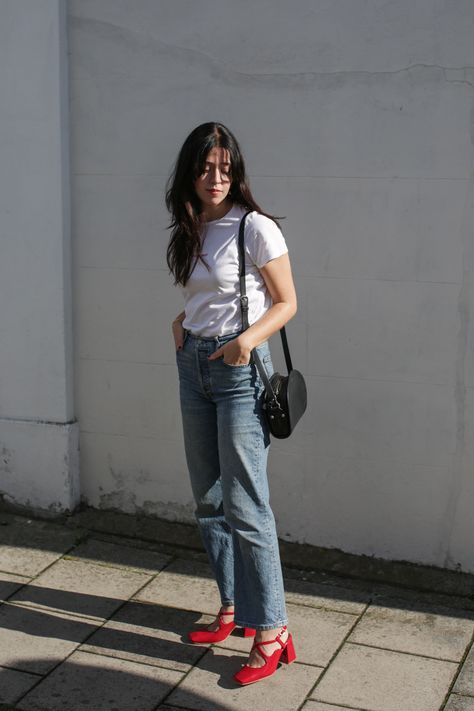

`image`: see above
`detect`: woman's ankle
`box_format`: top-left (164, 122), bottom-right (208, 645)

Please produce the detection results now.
top-left (255, 626), bottom-right (287, 642)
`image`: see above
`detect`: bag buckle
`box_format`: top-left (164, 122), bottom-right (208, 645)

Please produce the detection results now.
top-left (264, 398), bottom-right (285, 418)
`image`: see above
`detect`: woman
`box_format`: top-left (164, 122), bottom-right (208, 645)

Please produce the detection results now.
top-left (166, 122), bottom-right (297, 685)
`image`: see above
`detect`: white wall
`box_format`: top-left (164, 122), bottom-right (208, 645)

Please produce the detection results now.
top-left (69, 2), bottom-right (474, 570)
top-left (0, 0), bottom-right (79, 512)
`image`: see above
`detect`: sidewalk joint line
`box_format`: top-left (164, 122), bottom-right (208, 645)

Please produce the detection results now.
top-left (0, 570), bottom-right (31, 580)
top-left (0, 662), bottom-right (43, 677)
top-left (439, 626), bottom-right (474, 710)
top-left (297, 600), bottom-right (369, 707)
top-left (450, 690), bottom-right (474, 698)
top-left (286, 599), bottom-right (362, 616)
top-left (10, 555), bottom-right (175, 708)
top-left (154, 646), bottom-right (213, 710)
top-left (74, 645), bottom-right (202, 675)
top-left (297, 701), bottom-right (374, 711)
top-left (62, 552), bottom-right (167, 577)
top-left (346, 639), bottom-right (462, 664)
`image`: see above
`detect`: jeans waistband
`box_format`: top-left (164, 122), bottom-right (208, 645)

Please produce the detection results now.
top-left (185, 329), bottom-right (242, 345)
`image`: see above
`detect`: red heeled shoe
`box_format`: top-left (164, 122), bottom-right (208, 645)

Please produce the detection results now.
top-left (188, 608), bottom-right (255, 644)
top-left (234, 626), bottom-right (296, 685)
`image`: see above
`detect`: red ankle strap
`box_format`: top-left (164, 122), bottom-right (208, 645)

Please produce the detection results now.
top-left (218, 609), bottom-right (234, 620)
top-left (252, 627), bottom-right (288, 657)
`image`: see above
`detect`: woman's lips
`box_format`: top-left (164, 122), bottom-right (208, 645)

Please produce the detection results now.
top-left (207, 189), bottom-right (221, 195)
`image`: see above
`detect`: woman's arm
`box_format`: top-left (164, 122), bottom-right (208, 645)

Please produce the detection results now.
top-left (208, 253), bottom-right (297, 365)
top-left (172, 310), bottom-right (186, 350)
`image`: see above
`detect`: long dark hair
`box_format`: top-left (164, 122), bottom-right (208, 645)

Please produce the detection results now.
top-left (166, 122), bottom-right (279, 286)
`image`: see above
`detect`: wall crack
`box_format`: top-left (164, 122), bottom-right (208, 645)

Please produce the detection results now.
top-left (71, 16), bottom-right (474, 89)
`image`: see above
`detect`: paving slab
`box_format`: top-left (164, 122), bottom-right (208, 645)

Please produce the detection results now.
top-left (67, 537), bottom-right (172, 574)
top-left (279, 532), bottom-right (474, 601)
top-left (219, 602), bottom-right (357, 667)
top-left (0, 544), bottom-right (76, 578)
top-left (0, 516), bottom-right (83, 577)
top-left (0, 573), bottom-right (30, 602)
top-left (10, 557), bottom-right (152, 620)
top-left (2, 512), bottom-right (474, 711)
top-left (168, 647), bottom-right (321, 711)
top-left (348, 597), bottom-right (474, 661)
top-left (67, 508), bottom-right (474, 601)
top-left (283, 564), bottom-right (474, 616)
top-left (311, 642), bottom-right (458, 711)
top-left (0, 601), bottom-right (99, 674)
top-left (0, 667), bottom-right (40, 705)
top-left (81, 600), bottom-right (208, 672)
top-left (284, 577), bottom-right (369, 615)
top-left (445, 695), bottom-right (474, 711)
top-left (67, 508), bottom-right (201, 551)
top-left (16, 649), bottom-right (184, 711)
top-left (454, 645), bottom-right (474, 695)
top-left (301, 702), bottom-right (366, 711)
top-left (135, 558), bottom-right (221, 614)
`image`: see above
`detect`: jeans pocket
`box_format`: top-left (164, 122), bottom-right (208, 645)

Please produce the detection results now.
top-left (221, 358), bottom-right (251, 369)
top-left (255, 344), bottom-right (273, 378)
top-left (254, 342), bottom-right (272, 363)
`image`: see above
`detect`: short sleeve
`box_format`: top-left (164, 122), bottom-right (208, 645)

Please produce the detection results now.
top-left (245, 213), bottom-right (288, 268)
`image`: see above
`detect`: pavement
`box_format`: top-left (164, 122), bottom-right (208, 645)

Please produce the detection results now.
top-left (0, 511), bottom-right (474, 711)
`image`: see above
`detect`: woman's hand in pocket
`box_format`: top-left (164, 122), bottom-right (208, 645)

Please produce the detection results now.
top-left (172, 316), bottom-right (185, 351)
top-left (208, 335), bottom-right (252, 366)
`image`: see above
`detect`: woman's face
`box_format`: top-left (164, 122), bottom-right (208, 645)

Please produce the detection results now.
top-left (194, 147), bottom-right (232, 218)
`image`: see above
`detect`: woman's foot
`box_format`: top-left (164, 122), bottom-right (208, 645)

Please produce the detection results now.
top-left (205, 606), bottom-right (234, 632)
top-left (188, 606), bottom-right (255, 644)
top-left (234, 626), bottom-right (296, 685)
top-left (247, 626), bottom-right (289, 667)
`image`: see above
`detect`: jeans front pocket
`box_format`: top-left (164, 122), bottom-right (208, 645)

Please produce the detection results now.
top-left (221, 358), bottom-right (251, 369)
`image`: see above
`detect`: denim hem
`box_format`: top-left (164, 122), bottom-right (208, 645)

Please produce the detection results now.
top-left (234, 618), bottom-right (288, 631)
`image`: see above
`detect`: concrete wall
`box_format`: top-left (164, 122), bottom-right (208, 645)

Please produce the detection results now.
top-left (0, 0), bottom-right (79, 512)
top-left (69, 1), bottom-right (474, 571)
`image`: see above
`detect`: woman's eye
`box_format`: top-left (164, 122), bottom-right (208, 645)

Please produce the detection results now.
top-left (198, 165), bottom-right (230, 178)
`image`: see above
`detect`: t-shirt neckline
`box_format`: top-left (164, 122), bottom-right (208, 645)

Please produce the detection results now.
top-left (203, 204), bottom-right (242, 225)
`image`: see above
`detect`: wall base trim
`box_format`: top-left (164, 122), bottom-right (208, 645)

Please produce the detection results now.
top-left (0, 418), bottom-right (80, 514)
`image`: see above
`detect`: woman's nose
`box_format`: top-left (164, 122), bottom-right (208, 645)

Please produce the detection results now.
top-left (209, 167), bottom-right (222, 183)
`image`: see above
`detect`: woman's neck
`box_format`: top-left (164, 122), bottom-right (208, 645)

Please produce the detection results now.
top-left (200, 199), bottom-right (233, 223)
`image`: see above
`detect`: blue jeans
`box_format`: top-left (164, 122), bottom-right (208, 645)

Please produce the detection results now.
top-left (176, 330), bottom-right (287, 630)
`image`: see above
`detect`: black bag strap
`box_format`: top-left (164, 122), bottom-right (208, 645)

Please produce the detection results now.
top-left (237, 211), bottom-right (292, 407)
top-left (237, 212), bottom-right (252, 332)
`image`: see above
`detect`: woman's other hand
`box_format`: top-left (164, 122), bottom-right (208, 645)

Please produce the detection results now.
top-left (172, 312), bottom-right (186, 350)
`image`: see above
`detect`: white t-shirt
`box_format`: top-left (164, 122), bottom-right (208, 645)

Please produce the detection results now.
top-left (181, 205), bottom-right (288, 337)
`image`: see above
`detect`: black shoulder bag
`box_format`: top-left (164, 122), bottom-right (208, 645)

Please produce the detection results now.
top-left (238, 212), bottom-right (307, 439)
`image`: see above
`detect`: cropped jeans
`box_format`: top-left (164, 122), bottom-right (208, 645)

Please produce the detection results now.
top-left (176, 330), bottom-right (287, 630)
